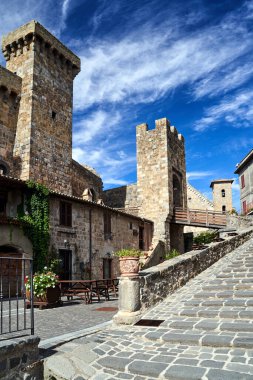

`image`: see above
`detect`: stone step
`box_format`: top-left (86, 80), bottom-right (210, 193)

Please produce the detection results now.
top-left (202, 284), bottom-right (253, 291)
top-left (193, 290), bottom-right (253, 298)
top-left (143, 329), bottom-right (253, 349)
top-left (186, 298), bottom-right (253, 307)
top-left (177, 308), bottom-right (253, 319)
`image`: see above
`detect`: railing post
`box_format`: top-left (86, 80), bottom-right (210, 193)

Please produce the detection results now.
top-left (113, 275), bottom-right (141, 325)
top-left (206, 209), bottom-right (209, 226)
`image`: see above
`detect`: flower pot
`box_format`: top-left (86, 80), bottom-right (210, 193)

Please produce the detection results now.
top-left (119, 257), bottom-right (139, 277)
top-left (26, 285), bottom-right (61, 309)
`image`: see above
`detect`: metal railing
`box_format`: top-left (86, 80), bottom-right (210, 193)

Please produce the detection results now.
top-left (0, 256), bottom-right (34, 336)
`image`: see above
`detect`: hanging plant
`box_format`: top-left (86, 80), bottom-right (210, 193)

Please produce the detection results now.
top-left (18, 180), bottom-right (50, 272)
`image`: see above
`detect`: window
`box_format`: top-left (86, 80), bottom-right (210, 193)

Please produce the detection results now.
top-left (222, 205), bottom-right (226, 213)
top-left (241, 175), bottom-right (245, 189)
top-left (0, 162), bottom-right (8, 175)
top-left (221, 189), bottom-right (225, 198)
top-left (104, 212), bottom-right (112, 239)
top-left (52, 111), bottom-right (57, 120)
top-left (129, 222), bottom-right (133, 230)
top-left (60, 201), bottom-right (72, 226)
top-left (0, 193), bottom-right (7, 215)
top-left (243, 201), bottom-right (247, 214)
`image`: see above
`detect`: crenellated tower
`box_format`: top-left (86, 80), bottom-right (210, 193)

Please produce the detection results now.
top-left (136, 117), bottom-right (187, 251)
top-left (2, 20), bottom-right (80, 194)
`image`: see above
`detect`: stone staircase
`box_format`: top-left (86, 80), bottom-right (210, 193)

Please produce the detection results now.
top-left (44, 239), bottom-right (253, 379)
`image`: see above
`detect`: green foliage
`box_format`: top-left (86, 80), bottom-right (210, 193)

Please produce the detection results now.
top-left (193, 231), bottom-right (217, 245)
top-left (114, 248), bottom-right (141, 258)
top-left (18, 180), bottom-right (50, 272)
top-left (229, 208), bottom-right (238, 215)
top-left (164, 249), bottom-right (180, 260)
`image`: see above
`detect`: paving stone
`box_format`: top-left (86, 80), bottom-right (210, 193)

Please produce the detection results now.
top-left (164, 364), bottom-right (206, 379)
top-left (200, 360), bottom-right (224, 368)
top-left (97, 357), bottom-right (132, 372)
top-left (128, 361), bottom-right (167, 377)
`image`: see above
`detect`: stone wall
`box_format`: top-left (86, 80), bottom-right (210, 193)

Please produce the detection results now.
top-left (136, 118), bottom-right (187, 248)
top-left (49, 195), bottom-right (153, 280)
top-left (211, 180), bottom-right (233, 213)
top-left (103, 184), bottom-right (139, 214)
top-left (139, 228), bottom-right (253, 310)
top-left (0, 66), bottom-right (21, 175)
top-left (0, 336), bottom-right (42, 379)
top-left (71, 160), bottom-right (103, 199)
top-left (2, 20), bottom-right (80, 194)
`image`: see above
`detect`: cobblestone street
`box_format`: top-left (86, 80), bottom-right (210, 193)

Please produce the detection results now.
top-left (45, 238), bottom-right (253, 379)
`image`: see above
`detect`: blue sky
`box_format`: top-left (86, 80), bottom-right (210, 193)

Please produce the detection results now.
top-left (1, 0), bottom-right (252, 211)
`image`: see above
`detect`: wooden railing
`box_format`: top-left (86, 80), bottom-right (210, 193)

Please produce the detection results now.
top-left (172, 207), bottom-right (227, 228)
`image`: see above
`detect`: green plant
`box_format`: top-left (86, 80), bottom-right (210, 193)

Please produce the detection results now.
top-left (193, 231), bottom-right (217, 245)
top-left (18, 180), bottom-right (50, 272)
top-left (25, 267), bottom-right (59, 298)
top-left (229, 208), bottom-right (238, 215)
top-left (114, 248), bottom-right (141, 258)
top-left (164, 249), bottom-right (180, 260)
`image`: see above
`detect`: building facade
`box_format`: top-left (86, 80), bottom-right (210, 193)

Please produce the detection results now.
top-left (235, 150), bottom-right (253, 214)
top-left (0, 21), bottom-right (153, 280)
top-left (210, 179), bottom-right (234, 213)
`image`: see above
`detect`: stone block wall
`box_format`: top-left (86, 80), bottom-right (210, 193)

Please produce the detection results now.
top-left (103, 184), bottom-right (139, 214)
top-left (0, 66), bottom-right (21, 175)
top-left (0, 336), bottom-right (42, 380)
top-left (71, 160), bottom-right (103, 199)
top-left (139, 228), bottom-right (253, 310)
top-left (211, 180), bottom-right (233, 213)
top-left (2, 20), bottom-right (80, 194)
top-left (49, 195), bottom-right (153, 280)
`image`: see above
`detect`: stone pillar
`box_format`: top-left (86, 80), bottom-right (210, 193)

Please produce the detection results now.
top-left (113, 276), bottom-right (142, 325)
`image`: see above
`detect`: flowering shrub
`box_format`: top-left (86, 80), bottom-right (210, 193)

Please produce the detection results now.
top-left (25, 267), bottom-right (59, 298)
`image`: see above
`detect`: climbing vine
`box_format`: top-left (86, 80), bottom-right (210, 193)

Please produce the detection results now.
top-left (18, 180), bottom-right (50, 272)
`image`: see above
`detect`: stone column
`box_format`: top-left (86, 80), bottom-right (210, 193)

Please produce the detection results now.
top-left (113, 276), bottom-right (142, 325)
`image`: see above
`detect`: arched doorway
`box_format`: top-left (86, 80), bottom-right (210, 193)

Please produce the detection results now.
top-left (0, 245), bottom-right (23, 297)
top-left (173, 174), bottom-right (182, 207)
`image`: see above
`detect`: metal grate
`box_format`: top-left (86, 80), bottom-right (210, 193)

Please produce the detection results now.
top-left (135, 319), bottom-right (165, 327)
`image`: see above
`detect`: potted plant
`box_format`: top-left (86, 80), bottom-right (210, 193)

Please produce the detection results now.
top-left (25, 267), bottom-right (61, 308)
top-left (114, 248), bottom-right (141, 277)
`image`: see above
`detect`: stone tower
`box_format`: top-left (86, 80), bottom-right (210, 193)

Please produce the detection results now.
top-left (210, 179), bottom-right (234, 213)
top-left (2, 21), bottom-right (80, 194)
top-left (136, 118), bottom-right (187, 252)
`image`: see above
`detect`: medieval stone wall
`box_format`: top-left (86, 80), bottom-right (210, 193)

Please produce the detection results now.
top-left (103, 184), bottom-right (139, 214)
top-left (2, 21), bottom-right (80, 194)
top-left (0, 66), bottom-right (21, 175)
top-left (136, 118), bottom-right (187, 248)
top-left (71, 160), bottom-right (103, 199)
top-left (49, 196), bottom-right (153, 280)
top-left (211, 180), bottom-right (233, 212)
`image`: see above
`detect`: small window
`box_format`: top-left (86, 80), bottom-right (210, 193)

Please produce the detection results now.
top-left (221, 189), bottom-right (225, 198)
top-left (222, 205), bottom-right (226, 213)
top-left (60, 201), bottom-right (72, 226)
top-left (0, 193), bottom-right (7, 215)
top-left (52, 111), bottom-right (57, 120)
top-left (104, 212), bottom-right (112, 239)
top-left (129, 222), bottom-right (133, 230)
top-left (241, 175), bottom-right (245, 189)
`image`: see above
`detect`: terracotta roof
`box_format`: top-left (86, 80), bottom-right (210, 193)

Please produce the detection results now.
top-left (234, 149), bottom-right (253, 174)
top-left (0, 174), bottom-right (153, 224)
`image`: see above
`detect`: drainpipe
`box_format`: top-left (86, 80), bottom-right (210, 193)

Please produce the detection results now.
top-left (89, 208), bottom-right (92, 280)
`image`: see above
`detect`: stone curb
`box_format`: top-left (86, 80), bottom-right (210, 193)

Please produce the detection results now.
top-left (39, 320), bottom-right (112, 350)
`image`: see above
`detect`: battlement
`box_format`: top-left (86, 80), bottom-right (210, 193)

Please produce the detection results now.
top-left (2, 20), bottom-right (80, 78)
top-left (136, 117), bottom-right (184, 143)
top-left (0, 66), bottom-right (22, 95)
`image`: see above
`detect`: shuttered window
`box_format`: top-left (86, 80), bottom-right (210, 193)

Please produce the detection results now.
top-left (60, 201), bottom-right (72, 227)
top-left (241, 175), bottom-right (245, 189)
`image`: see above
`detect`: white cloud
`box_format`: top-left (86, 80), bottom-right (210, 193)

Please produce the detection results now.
top-left (187, 171), bottom-right (215, 180)
top-left (73, 2), bottom-right (253, 111)
top-left (194, 90), bottom-right (253, 131)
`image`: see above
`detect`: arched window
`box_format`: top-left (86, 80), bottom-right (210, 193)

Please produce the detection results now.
top-left (222, 205), bottom-right (226, 213)
top-left (0, 161), bottom-right (9, 175)
top-left (173, 174), bottom-right (182, 207)
top-left (221, 189), bottom-right (225, 198)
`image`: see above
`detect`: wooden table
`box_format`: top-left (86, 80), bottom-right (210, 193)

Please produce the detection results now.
top-left (59, 279), bottom-right (119, 304)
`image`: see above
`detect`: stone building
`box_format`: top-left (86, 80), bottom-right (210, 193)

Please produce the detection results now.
top-left (104, 118), bottom-right (187, 253)
top-left (210, 179), bottom-right (233, 213)
top-left (0, 20), bottom-right (153, 280)
top-left (235, 149), bottom-right (253, 214)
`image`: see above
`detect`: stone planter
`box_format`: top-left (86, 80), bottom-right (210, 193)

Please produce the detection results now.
top-left (119, 257), bottom-right (139, 277)
top-left (26, 285), bottom-right (62, 309)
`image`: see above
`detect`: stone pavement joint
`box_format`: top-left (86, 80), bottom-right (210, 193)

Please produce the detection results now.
top-left (44, 238), bottom-right (253, 379)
